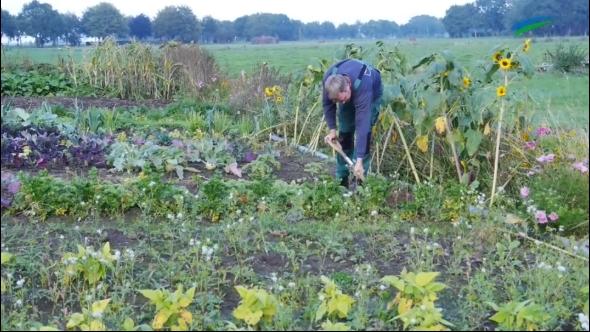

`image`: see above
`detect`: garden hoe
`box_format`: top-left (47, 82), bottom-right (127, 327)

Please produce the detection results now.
top-left (326, 139), bottom-right (364, 191)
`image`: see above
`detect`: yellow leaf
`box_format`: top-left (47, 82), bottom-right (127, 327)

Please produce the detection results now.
top-left (153, 309), bottom-right (172, 329)
top-left (179, 310), bottom-right (193, 324)
top-left (1, 252), bottom-right (14, 265)
top-left (91, 298), bottom-right (111, 316)
top-left (398, 297), bottom-right (413, 315)
top-left (417, 135), bottom-right (429, 153)
top-left (416, 272), bottom-right (439, 287)
top-left (89, 320), bottom-right (106, 331)
top-left (233, 305), bottom-right (263, 326)
top-left (435, 117), bottom-right (446, 135)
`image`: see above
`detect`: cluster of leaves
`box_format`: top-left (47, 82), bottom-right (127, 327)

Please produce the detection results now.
top-left (140, 285), bottom-right (196, 331)
top-left (302, 178), bottom-right (346, 219)
top-left (66, 298), bottom-right (111, 331)
top-left (232, 286), bottom-right (279, 327)
top-left (197, 176), bottom-right (229, 222)
top-left (9, 170), bottom-right (193, 220)
top-left (381, 269), bottom-right (452, 330)
top-left (1, 66), bottom-right (75, 97)
top-left (488, 300), bottom-right (549, 331)
top-left (242, 153), bottom-right (280, 180)
top-left (1, 108), bottom-right (109, 169)
top-left (353, 175), bottom-right (394, 215)
top-left (61, 242), bottom-right (116, 286)
top-left (315, 276), bottom-right (355, 324)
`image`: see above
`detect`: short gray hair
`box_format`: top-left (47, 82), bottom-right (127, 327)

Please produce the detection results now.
top-left (325, 74), bottom-right (349, 100)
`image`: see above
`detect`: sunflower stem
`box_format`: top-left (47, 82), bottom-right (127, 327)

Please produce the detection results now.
top-left (490, 74), bottom-right (508, 207)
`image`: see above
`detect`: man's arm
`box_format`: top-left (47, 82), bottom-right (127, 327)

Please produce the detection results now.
top-left (322, 87), bottom-right (337, 130)
top-left (353, 90), bottom-right (373, 160)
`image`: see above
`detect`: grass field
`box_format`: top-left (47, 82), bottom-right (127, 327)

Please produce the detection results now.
top-left (2, 37), bottom-right (589, 128)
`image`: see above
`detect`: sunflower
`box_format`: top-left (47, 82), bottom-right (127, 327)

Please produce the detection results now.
top-left (522, 39), bottom-right (531, 53)
top-left (499, 57), bottom-right (512, 70)
top-left (496, 85), bottom-right (507, 97)
top-left (492, 51), bottom-right (503, 63)
top-left (463, 76), bottom-right (472, 88)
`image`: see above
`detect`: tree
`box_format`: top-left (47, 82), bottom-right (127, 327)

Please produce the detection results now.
top-left (1, 10), bottom-right (18, 41)
top-left (81, 2), bottom-right (128, 40)
top-left (61, 13), bottom-right (82, 46)
top-left (201, 16), bottom-right (218, 43)
top-left (17, 1), bottom-right (62, 47)
top-left (443, 4), bottom-right (481, 37)
top-left (475, 0), bottom-right (509, 35)
top-left (214, 20), bottom-right (235, 43)
top-left (401, 15), bottom-right (447, 37)
top-left (153, 6), bottom-right (200, 43)
top-left (361, 20), bottom-right (399, 38)
top-left (129, 14), bottom-right (152, 40)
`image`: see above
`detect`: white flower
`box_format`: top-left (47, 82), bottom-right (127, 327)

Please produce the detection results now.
top-left (113, 250), bottom-right (121, 261)
top-left (167, 213), bottom-right (174, 220)
top-left (59, 235), bottom-right (65, 240)
top-left (16, 278), bottom-right (25, 287)
top-left (124, 249), bottom-right (135, 260)
top-left (578, 313), bottom-right (589, 331)
top-left (288, 282), bottom-right (296, 288)
top-left (149, 181), bottom-right (156, 187)
top-left (176, 213), bottom-right (183, 219)
top-left (379, 284), bottom-right (387, 291)
top-left (557, 265), bottom-right (567, 273)
top-left (189, 239), bottom-right (195, 246)
top-left (318, 294), bottom-right (325, 301)
top-left (96, 229), bottom-right (102, 235)
top-left (371, 210), bottom-right (378, 216)
top-left (15, 299), bottom-right (23, 307)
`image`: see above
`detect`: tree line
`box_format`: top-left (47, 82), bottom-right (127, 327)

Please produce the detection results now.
top-left (1, 0), bottom-right (588, 47)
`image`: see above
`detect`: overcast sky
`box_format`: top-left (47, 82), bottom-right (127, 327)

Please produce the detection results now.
top-left (2, 0), bottom-right (475, 25)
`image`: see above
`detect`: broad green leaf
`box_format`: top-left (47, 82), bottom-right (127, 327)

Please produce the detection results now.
top-left (415, 272), bottom-right (439, 287)
top-left (320, 320), bottom-right (351, 331)
top-left (122, 317), bottom-right (135, 331)
top-left (139, 289), bottom-right (164, 303)
top-left (91, 298), bottom-right (111, 315)
top-left (465, 129), bottom-right (483, 156)
top-left (66, 313), bottom-right (85, 329)
top-left (316, 302), bottom-right (327, 322)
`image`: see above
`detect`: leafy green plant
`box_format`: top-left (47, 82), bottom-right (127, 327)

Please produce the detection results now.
top-left (66, 298), bottom-right (111, 331)
top-left (544, 44), bottom-right (588, 73)
top-left (303, 179), bottom-right (345, 219)
top-left (381, 269), bottom-right (452, 330)
top-left (197, 176), bottom-right (229, 222)
top-left (232, 285), bottom-right (279, 327)
top-left (488, 300), bottom-right (549, 331)
top-left (61, 242), bottom-right (116, 287)
top-left (315, 276), bottom-right (355, 323)
top-left (140, 285), bottom-right (196, 331)
top-left (243, 154), bottom-right (281, 180)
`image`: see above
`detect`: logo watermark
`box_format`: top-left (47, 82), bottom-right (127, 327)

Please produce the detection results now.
top-left (512, 16), bottom-right (553, 36)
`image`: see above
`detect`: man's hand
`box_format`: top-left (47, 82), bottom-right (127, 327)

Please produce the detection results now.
top-left (353, 159), bottom-right (365, 181)
top-left (324, 129), bottom-right (338, 145)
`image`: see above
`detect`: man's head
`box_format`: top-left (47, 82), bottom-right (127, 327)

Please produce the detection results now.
top-left (325, 74), bottom-right (351, 104)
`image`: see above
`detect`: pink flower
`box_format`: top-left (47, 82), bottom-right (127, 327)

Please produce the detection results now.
top-left (535, 210), bottom-right (548, 224)
top-left (548, 212), bottom-right (559, 222)
top-left (536, 154), bottom-right (555, 164)
top-left (524, 141), bottom-right (537, 150)
top-left (535, 127), bottom-right (551, 137)
top-left (572, 162), bottom-right (589, 174)
top-left (520, 186), bottom-right (530, 199)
